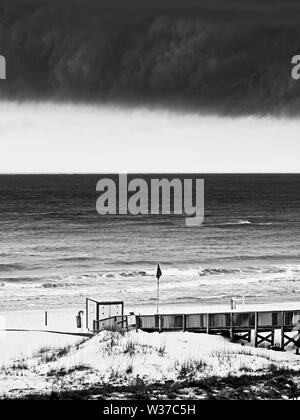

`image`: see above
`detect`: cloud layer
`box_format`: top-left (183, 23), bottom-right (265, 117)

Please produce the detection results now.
top-left (1, 0), bottom-right (300, 115)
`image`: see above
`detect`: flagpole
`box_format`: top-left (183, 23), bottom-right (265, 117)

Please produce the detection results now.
top-left (157, 276), bottom-right (160, 315)
top-left (156, 264), bottom-right (162, 316)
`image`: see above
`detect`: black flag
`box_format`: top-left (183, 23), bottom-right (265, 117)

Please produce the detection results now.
top-left (156, 264), bottom-right (162, 280)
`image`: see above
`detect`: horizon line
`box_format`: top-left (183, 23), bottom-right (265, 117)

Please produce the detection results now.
top-left (0, 172), bottom-right (299, 176)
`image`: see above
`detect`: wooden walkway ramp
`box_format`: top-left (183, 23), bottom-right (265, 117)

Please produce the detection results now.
top-left (92, 308), bottom-right (300, 351)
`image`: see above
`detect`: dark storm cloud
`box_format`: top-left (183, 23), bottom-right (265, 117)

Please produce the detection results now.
top-left (1, 0), bottom-right (300, 114)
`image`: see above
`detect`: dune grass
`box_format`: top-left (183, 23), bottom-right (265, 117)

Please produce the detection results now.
top-left (1, 331), bottom-right (299, 400)
top-left (11, 365), bottom-right (300, 400)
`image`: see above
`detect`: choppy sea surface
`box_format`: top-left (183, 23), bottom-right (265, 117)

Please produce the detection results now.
top-left (0, 174), bottom-right (299, 311)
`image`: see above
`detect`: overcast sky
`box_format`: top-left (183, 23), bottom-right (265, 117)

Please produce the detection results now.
top-left (0, 1), bottom-right (300, 173)
top-left (1, 0), bottom-right (300, 115)
top-left (0, 102), bottom-right (299, 174)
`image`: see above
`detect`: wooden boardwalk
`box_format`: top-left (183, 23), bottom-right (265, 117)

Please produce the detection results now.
top-left (93, 307), bottom-right (300, 351)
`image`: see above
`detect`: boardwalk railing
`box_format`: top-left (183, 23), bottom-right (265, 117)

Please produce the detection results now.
top-left (92, 309), bottom-right (300, 351)
top-left (138, 310), bottom-right (300, 331)
top-left (93, 315), bottom-right (128, 332)
top-left (137, 310), bottom-right (300, 350)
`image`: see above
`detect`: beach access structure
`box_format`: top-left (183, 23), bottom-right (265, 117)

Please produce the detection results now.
top-left (86, 298), bottom-right (125, 331)
top-left (88, 302), bottom-right (300, 351)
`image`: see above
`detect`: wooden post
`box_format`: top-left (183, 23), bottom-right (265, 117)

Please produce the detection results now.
top-left (229, 312), bottom-right (234, 342)
top-left (183, 314), bottom-right (186, 332)
top-left (271, 330), bottom-right (275, 347)
top-left (158, 315), bottom-right (162, 333)
top-left (86, 298), bottom-right (89, 330)
top-left (254, 312), bottom-right (258, 347)
top-left (206, 313), bottom-right (210, 334)
top-left (45, 311), bottom-right (48, 327)
top-left (281, 311), bottom-right (285, 350)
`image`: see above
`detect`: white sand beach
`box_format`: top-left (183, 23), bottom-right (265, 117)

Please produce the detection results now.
top-left (0, 328), bottom-right (299, 399)
top-left (0, 308), bottom-right (88, 365)
top-left (1, 301), bottom-right (300, 363)
top-left (0, 302), bottom-right (300, 399)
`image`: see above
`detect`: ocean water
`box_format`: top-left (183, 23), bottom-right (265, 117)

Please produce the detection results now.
top-left (0, 174), bottom-right (299, 311)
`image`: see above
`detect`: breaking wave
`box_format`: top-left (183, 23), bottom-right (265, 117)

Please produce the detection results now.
top-left (216, 220), bottom-right (275, 226)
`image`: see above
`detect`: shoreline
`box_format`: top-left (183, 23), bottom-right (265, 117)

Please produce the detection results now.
top-left (3, 299), bottom-right (300, 314)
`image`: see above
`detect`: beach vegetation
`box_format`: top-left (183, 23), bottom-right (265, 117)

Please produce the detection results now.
top-left (2, 330), bottom-right (300, 400)
top-left (175, 358), bottom-right (208, 380)
top-left (122, 339), bottom-right (137, 357)
top-left (10, 361), bottom-right (29, 371)
top-left (157, 343), bottom-right (167, 356)
top-left (33, 346), bottom-right (52, 357)
top-left (5, 366), bottom-right (300, 400)
top-left (125, 363), bottom-right (134, 375)
top-left (47, 364), bottom-right (90, 378)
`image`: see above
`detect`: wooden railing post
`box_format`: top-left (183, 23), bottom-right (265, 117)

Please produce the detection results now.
top-left (206, 313), bottom-right (210, 334)
top-left (230, 312), bottom-right (234, 342)
top-left (254, 312), bottom-right (258, 347)
top-left (281, 311), bottom-right (285, 350)
top-left (126, 316), bottom-right (129, 332)
top-left (183, 314), bottom-right (186, 332)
